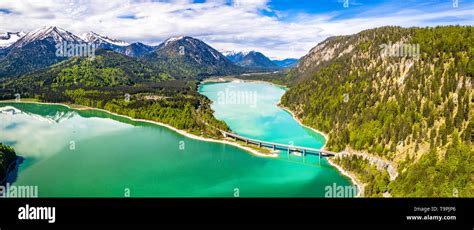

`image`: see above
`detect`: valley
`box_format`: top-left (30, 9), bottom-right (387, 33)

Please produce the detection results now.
top-left (0, 24), bottom-right (472, 197)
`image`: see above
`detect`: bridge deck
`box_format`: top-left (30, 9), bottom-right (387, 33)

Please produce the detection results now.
top-left (221, 131), bottom-right (336, 157)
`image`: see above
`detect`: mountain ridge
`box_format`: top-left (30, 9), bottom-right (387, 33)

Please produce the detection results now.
top-left (143, 36), bottom-right (244, 79)
top-left (223, 50), bottom-right (279, 69)
top-left (223, 50), bottom-right (298, 69)
top-left (0, 27), bottom-right (244, 79)
top-left (281, 25), bottom-right (473, 197)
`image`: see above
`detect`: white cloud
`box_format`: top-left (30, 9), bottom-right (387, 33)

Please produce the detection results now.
top-left (0, 0), bottom-right (472, 59)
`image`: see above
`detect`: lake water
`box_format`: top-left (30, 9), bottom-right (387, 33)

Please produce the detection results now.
top-left (0, 82), bottom-right (352, 197)
top-left (198, 81), bottom-right (326, 148)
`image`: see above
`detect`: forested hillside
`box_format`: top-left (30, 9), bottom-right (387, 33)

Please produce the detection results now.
top-left (0, 39), bottom-right (68, 78)
top-left (0, 50), bottom-right (229, 137)
top-left (281, 26), bottom-right (473, 197)
top-left (0, 143), bottom-right (16, 185)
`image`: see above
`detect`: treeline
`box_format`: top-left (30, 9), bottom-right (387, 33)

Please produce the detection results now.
top-left (0, 143), bottom-right (17, 185)
top-left (64, 88), bottom-right (229, 136)
top-left (0, 51), bottom-right (230, 137)
top-left (282, 26), bottom-right (473, 197)
top-left (333, 156), bottom-right (390, 197)
top-left (391, 131), bottom-right (473, 197)
top-left (232, 71), bottom-right (289, 86)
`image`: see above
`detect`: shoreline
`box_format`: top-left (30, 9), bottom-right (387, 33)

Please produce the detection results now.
top-left (200, 76), bottom-right (288, 90)
top-left (278, 104), bottom-right (364, 197)
top-left (1, 98), bottom-right (363, 197)
top-left (326, 158), bottom-right (364, 197)
top-left (0, 100), bottom-right (278, 159)
top-left (199, 80), bottom-right (364, 197)
top-left (200, 80), bottom-right (327, 148)
top-left (278, 105), bottom-right (329, 149)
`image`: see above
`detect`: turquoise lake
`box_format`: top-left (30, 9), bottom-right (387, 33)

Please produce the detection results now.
top-left (198, 81), bottom-right (326, 149)
top-left (0, 81), bottom-right (352, 197)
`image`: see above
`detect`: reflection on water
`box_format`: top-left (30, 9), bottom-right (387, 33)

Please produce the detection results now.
top-left (2, 156), bottom-right (24, 185)
top-left (0, 102), bottom-right (352, 197)
top-left (0, 105), bottom-right (132, 160)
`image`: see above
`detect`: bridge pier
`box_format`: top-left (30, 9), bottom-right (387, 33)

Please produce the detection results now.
top-left (272, 145), bottom-right (275, 151)
top-left (245, 140), bottom-right (248, 144)
top-left (303, 150), bottom-right (306, 163)
top-left (258, 142), bottom-right (261, 148)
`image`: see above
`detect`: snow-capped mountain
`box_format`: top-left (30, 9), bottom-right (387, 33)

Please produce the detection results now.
top-left (163, 36), bottom-right (186, 46)
top-left (0, 26), bottom-right (87, 78)
top-left (145, 36), bottom-right (243, 78)
top-left (221, 50), bottom-right (250, 62)
top-left (80, 31), bottom-right (160, 58)
top-left (0, 32), bottom-right (25, 48)
top-left (159, 36), bottom-right (234, 63)
top-left (80, 31), bottom-right (138, 56)
top-left (219, 50), bottom-right (239, 57)
top-left (12, 26), bottom-right (84, 48)
top-left (156, 36), bottom-right (227, 62)
top-left (81, 31), bottom-right (129, 47)
top-left (0, 26), bottom-right (246, 79)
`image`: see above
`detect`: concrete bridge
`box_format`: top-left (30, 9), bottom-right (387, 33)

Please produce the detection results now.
top-left (221, 131), bottom-right (337, 159)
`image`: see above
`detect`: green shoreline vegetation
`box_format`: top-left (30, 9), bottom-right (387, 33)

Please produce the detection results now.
top-left (205, 72), bottom-right (290, 88)
top-left (0, 102), bottom-right (352, 197)
top-left (214, 71), bottom-right (290, 87)
top-left (1, 26), bottom-right (472, 197)
top-left (281, 26), bottom-right (473, 197)
top-left (0, 99), bottom-right (280, 159)
top-left (0, 50), bottom-right (230, 138)
top-left (0, 143), bottom-right (17, 185)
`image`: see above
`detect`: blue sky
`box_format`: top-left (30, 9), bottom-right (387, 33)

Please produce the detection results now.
top-left (0, 0), bottom-right (473, 58)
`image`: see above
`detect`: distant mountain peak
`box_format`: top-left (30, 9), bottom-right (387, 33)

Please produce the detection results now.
top-left (157, 36), bottom-right (224, 59)
top-left (223, 50), bottom-right (278, 69)
top-left (219, 50), bottom-right (237, 56)
top-left (30, 26), bottom-right (72, 38)
top-left (144, 35), bottom-right (242, 79)
top-left (13, 26), bottom-right (83, 48)
top-left (81, 31), bottom-right (129, 46)
top-left (221, 50), bottom-right (254, 56)
top-left (164, 35), bottom-right (188, 46)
